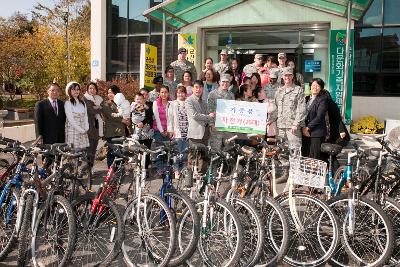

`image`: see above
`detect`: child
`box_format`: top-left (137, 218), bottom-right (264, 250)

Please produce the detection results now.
top-left (112, 92), bottom-right (130, 119)
top-left (131, 94), bottom-right (152, 140)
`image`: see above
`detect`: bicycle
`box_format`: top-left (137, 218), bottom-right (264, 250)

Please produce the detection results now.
top-left (117, 138), bottom-right (177, 267)
top-left (323, 137), bottom-right (395, 267)
top-left (153, 140), bottom-right (201, 267)
top-left (182, 142), bottom-right (244, 267)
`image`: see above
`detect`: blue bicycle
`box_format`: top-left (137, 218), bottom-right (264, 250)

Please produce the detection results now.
top-left (321, 141), bottom-right (394, 267)
top-left (0, 137), bottom-right (44, 261)
top-left (154, 140), bottom-right (201, 267)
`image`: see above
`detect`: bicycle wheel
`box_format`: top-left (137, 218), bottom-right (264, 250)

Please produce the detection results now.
top-left (17, 193), bottom-right (33, 266)
top-left (254, 194), bottom-right (290, 266)
top-left (229, 196), bottom-right (264, 267)
top-left (187, 198), bottom-right (244, 267)
top-left (122, 193), bottom-right (176, 267)
top-left (165, 187), bottom-right (200, 267)
top-left (31, 195), bottom-right (76, 267)
top-left (277, 193), bottom-right (339, 266)
top-left (0, 187), bottom-right (19, 260)
top-left (382, 197), bottom-right (400, 265)
top-left (70, 193), bottom-right (123, 266)
top-left (328, 195), bottom-right (394, 267)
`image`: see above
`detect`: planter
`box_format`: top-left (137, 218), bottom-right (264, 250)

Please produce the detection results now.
top-left (350, 133), bottom-right (383, 148)
top-left (0, 110), bottom-right (8, 129)
top-left (6, 108), bottom-right (33, 121)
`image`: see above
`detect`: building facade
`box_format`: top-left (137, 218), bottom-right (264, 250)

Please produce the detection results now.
top-left (91, 0), bottom-right (400, 121)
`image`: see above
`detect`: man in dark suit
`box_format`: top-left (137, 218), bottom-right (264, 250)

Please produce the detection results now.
top-left (34, 83), bottom-right (66, 144)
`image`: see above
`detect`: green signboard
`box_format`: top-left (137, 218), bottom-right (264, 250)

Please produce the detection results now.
top-left (329, 29), bottom-right (354, 124)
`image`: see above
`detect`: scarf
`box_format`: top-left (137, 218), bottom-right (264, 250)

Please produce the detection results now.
top-left (84, 92), bottom-right (104, 137)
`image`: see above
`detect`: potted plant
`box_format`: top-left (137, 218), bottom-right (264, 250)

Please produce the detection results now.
top-left (0, 96), bottom-right (8, 121)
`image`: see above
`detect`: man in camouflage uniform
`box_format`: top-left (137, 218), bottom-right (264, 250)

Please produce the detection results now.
top-left (214, 49), bottom-right (230, 77)
top-left (170, 47), bottom-right (197, 83)
top-left (242, 54), bottom-right (264, 77)
top-left (207, 74), bottom-right (235, 150)
top-left (277, 52), bottom-right (287, 85)
top-left (270, 67), bottom-right (306, 147)
top-left (264, 68), bottom-right (280, 100)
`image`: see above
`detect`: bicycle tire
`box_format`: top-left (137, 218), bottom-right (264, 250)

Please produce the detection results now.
top-left (231, 196), bottom-right (264, 267)
top-left (328, 195), bottom-right (394, 267)
top-left (254, 194), bottom-right (290, 266)
top-left (164, 187), bottom-right (200, 267)
top-left (276, 193), bottom-right (340, 267)
top-left (17, 193), bottom-right (33, 266)
top-left (122, 193), bottom-right (176, 267)
top-left (31, 195), bottom-right (76, 267)
top-left (70, 192), bottom-right (123, 266)
top-left (187, 198), bottom-right (244, 267)
top-left (382, 197), bottom-right (400, 265)
top-left (0, 187), bottom-right (20, 260)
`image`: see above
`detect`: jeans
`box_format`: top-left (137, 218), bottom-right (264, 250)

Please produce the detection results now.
top-left (153, 131), bottom-right (170, 173)
top-left (106, 136), bottom-right (121, 168)
top-left (174, 138), bottom-right (188, 172)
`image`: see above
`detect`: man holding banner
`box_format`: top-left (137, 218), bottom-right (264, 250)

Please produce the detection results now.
top-left (207, 74), bottom-right (235, 150)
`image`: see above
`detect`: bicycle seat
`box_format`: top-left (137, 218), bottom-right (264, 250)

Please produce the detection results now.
top-left (369, 148), bottom-right (382, 157)
top-left (320, 143), bottom-right (342, 156)
top-left (189, 143), bottom-right (207, 152)
top-left (241, 146), bottom-right (256, 155)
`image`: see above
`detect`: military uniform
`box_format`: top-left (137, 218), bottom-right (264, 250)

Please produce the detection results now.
top-left (242, 63), bottom-right (260, 77)
top-left (270, 84), bottom-right (306, 146)
top-left (214, 61), bottom-right (229, 76)
top-left (264, 82), bottom-right (279, 101)
top-left (170, 60), bottom-right (197, 83)
top-left (207, 87), bottom-right (235, 150)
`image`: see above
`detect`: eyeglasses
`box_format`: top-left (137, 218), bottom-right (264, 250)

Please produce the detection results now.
top-left (279, 57), bottom-right (285, 59)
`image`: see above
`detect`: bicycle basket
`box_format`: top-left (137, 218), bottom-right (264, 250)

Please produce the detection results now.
top-left (289, 156), bottom-right (327, 189)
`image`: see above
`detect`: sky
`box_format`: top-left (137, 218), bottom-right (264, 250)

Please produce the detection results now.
top-left (0, 0), bottom-right (55, 19)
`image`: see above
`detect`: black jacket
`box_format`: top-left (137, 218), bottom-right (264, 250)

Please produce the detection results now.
top-left (325, 94), bottom-right (350, 147)
top-left (34, 99), bottom-right (66, 144)
top-left (305, 94), bottom-right (328, 138)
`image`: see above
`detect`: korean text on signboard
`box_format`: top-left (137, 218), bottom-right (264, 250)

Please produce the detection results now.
top-left (329, 29), bottom-right (354, 124)
top-left (139, 43), bottom-right (157, 89)
top-left (304, 60), bottom-right (321, 72)
top-left (215, 99), bottom-right (268, 135)
top-left (178, 34), bottom-right (196, 64)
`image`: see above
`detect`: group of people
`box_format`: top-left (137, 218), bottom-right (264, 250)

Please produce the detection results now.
top-left (34, 47), bottom-right (349, 179)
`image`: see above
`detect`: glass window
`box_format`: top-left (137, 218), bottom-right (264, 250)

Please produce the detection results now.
top-left (148, 34), bottom-right (177, 73)
top-left (382, 28), bottom-right (400, 71)
top-left (353, 73), bottom-right (380, 95)
top-left (128, 0), bottom-right (149, 34)
top-left (354, 28), bottom-right (381, 72)
top-left (107, 38), bottom-right (128, 73)
top-left (382, 74), bottom-right (400, 95)
top-left (107, 0), bottom-right (128, 35)
top-left (384, 0), bottom-right (400, 25)
top-left (357, 0), bottom-right (382, 26)
top-left (128, 36), bottom-right (148, 73)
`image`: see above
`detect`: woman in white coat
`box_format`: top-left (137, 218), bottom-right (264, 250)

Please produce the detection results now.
top-left (64, 81), bottom-right (89, 149)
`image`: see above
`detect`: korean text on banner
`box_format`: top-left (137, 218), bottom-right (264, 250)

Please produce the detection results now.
top-left (215, 99), bottom-right (268, 135)
top-left (139, 43), bottom-right (157, 90)
top-left (178, 34), bottom-right (196, 64)
top-left (329, 29), bottom-right (354, 124)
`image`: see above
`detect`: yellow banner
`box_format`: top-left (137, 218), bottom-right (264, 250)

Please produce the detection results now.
top-left (178, 34), bottom-right (196, 64)
top-left (139, 43), bottom-right (157, 89)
